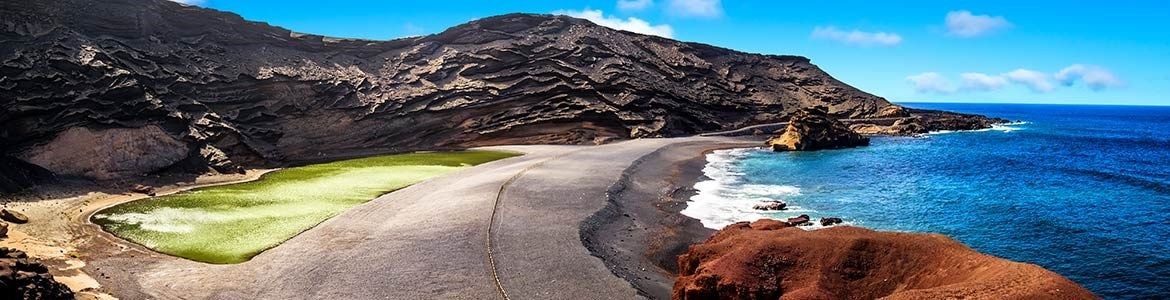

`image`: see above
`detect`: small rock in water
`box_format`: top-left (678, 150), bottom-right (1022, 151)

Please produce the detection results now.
top-left (0, 209), bottom-right (28, 224)
top-left (752, 200), bottom-right (787, 211)
top-left (785, 214), bottom-right (811, 226)
top-left (820, 217), bottom-right (843, 226)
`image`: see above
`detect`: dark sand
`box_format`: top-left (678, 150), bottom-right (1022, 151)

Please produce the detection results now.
top-left (580, 138), bottom-right (760, 299)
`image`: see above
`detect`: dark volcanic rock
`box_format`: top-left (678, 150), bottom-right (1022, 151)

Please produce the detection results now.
top-left (751, 200), bottom-right (787, 211)
top-left (0, 209), bottom-right (28, 224)
top-left (820, 217), bottom-right (843, 226)
top-left (766, 107), bottom-right (869, 151)
top-left (0, 156), bottom-right (54, 194)
top-left (0, 248), bottom-right (74, 299)
top-left (673, 220), bottom-right (1097, 300)
top-left (2, 0), bottom-right (1001, 185)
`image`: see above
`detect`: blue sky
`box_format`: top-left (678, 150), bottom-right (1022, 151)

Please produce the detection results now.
top-left (179, 0), bottom-right (1169, 106)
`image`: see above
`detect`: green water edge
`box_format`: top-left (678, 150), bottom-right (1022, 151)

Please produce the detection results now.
top-left (92, 150), bottom-right (519, 264)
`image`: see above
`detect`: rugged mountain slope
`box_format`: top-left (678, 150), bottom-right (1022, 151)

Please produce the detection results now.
top-left (3, 0), bottom-right (946, 189)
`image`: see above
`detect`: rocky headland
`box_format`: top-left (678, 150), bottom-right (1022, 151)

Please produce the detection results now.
top-left (765, 107), bottom-right (869, 151)
top-left (673, 220), bottom-right (1097, 300)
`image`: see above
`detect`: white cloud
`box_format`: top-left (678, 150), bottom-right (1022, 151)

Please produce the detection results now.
top-left (617, 0), bottom-right (654, 11)
top-left (169, 0), bottom-right (206, 5)
top-left (1004, 69), bottom-right (1055, 92)
top-left (554, 9), bottom-right (674, 38)
top-left (906, 72), bottom-right (955, 94)
top-left (1055, 64), bottom-right (1124, 90)
top-left (811, 26), bottom-right (902, 47)
top-left (960, 72), bottom-right (1009, 91)
top-left (945, 10), bottom-right (1011, 38)
top-left (666, 0), bottom-right (722, 18)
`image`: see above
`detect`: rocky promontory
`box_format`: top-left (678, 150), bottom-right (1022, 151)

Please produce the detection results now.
top-left (766, 107), bottom-right (869, 151)
top-left (673, 220), bottom-right (1096, 300)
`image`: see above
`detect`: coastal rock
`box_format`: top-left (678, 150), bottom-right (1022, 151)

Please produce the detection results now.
top-left (850, 117), bottom-right (929, 136)
top-left (820, 217), bottom-right (843, 226)
top-left (673, 220), bottom-right (1096, 300)
top-left (766, 107), bottom-right (869, 151)
top-left (1, 0), bottom-right (942, 184)
top-left (785, 214), bottom-right (812, 226)
top-left (0, 210), bottom-right (28, 224)
top-left (0, 248), bottom-right (74, 299)
top-left (752, 201), bottom-right (787, 211)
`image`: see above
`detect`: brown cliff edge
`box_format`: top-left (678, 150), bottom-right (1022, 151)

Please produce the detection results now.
top-left (673, 220), bottom-right (1097, 300)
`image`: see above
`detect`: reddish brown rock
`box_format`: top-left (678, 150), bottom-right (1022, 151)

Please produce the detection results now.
top-left (674, 220), bottom-right (1097, 300)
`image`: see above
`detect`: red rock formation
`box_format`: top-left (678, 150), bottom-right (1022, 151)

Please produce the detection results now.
top-left (674, 220), bottom-right (1096, 300)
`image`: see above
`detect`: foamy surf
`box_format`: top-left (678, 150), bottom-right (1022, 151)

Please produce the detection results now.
top-left (681, 148), bottom-right (827, 229)
top-left (930, 121), bottom-right (1029, 135)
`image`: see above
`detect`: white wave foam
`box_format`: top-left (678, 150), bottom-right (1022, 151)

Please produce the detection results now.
top-left (929, 121), bottom-right (1029, 135)
top-left (681, 148), bottom-right (819, 229)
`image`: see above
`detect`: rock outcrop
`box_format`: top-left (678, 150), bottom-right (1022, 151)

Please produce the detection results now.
top-left (673, 220), bottom-right (1096, 300)
top-left (0, 248), bottom-right (74, 300)
top-left (766, 107), bottom-right (869, 151)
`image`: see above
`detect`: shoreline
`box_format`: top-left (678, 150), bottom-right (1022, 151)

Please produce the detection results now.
top-left (580, 138), bottom-right (760, 299)
top-left (0, 168), bottom-right (276, 299)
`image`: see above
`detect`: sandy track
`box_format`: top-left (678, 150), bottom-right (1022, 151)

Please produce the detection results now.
top-left (64, 137), bottom-right (747, 299)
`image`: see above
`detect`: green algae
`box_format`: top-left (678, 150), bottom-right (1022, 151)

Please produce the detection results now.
top-left (92, 150), bottom-right (518, 264)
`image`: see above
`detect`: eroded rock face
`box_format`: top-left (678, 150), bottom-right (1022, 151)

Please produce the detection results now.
top-left (766, 107), bottom-right (869, 151)
top-left (17, 126), bottom-right (189, 180)
top-left (673, 220), bottom-right (1097, 300)
top-left (0, 0), bottom-right (908, 185)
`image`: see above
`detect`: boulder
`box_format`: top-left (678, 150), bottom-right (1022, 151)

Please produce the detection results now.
top-left (0, 248), bottom-right (74, 299)
top-left (820, 217), bottom-right (844, 226)
top-left (0, 210), bottom-right (28, 224)
top-left (785, 214), bottom-right (811, 226)
top-left (751, 201), bottom-right (787, 211)
top-left (0, 222), bottom-right (7, 238)
top-left (673, 220), bottom-right (1097, 300)
top-left (130, 184), bottom-right (154, 194)
top-left (766, 107), bottom-right (869, 151)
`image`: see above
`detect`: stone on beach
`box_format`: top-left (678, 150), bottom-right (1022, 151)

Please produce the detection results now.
top-left (0, 248), bottom-right (74, 299)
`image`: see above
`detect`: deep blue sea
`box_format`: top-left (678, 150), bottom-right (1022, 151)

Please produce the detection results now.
top-left (682, 103), bottom-right (1170, 298)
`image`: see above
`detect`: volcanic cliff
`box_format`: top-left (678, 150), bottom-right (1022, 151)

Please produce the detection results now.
top-left (1, 0), bottom-right (994, 192)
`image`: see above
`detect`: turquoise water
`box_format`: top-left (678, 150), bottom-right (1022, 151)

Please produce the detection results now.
top-left (682, 103), bottom-right (1170, 298)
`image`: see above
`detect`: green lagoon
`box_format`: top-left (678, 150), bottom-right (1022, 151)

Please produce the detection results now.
top-left (93, 150), bottom-right (518, 264)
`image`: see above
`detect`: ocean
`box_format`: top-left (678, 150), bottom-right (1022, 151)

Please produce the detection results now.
top-left (681, 103), bottom-right (1170, 298)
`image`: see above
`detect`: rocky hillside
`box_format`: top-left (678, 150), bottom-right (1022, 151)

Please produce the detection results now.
top-left (3, 0), bottom-right (958, 191)
top-left (674, 220), bottom-right (1096, 299)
